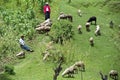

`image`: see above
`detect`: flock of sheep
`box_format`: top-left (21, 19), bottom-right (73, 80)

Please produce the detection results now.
top-left (16, 8), bottom-right (119, 80)
top-left (56, 9), bottom-right (118, 79)
top-left (77, 9), bottom-right (118, 80)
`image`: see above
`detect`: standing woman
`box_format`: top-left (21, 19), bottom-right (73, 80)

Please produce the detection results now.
top-left (43, 2), bottom-right (51, 20)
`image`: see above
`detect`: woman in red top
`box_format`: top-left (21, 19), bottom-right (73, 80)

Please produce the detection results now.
top-left (43, 2), bottom-right (51, 20)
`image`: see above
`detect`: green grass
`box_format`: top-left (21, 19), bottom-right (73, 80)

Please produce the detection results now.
top-left (0, 0), bottom-right (120, 80)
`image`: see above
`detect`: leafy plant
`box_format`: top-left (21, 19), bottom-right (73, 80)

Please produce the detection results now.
top-left (49, 20), bottom-right (74, 44)
top-left (0, 73), bottom-right (12, 80)
top-left (4, 65), bottom-right (15, 75)
top-left (38, 0), bottom-right (45, 13)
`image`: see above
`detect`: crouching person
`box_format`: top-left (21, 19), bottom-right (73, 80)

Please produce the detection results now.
top-left (19, 35), bottom-right (34, 52)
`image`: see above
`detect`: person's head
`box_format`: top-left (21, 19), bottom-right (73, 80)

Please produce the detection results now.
top-left (45, 2), bottom-right (49, 5)
top-left (21, 35), bottom-right (24, 39)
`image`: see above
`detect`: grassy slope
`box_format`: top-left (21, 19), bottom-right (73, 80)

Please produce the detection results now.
top-left (11, 0), bottom-right (120, 80)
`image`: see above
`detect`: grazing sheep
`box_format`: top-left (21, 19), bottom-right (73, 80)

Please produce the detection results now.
top-left (69, 64), bottom-right (78, 74)
top-left (36, 26), bottom-right (50, 31)
top-left (62, 65), bottom-right (76, 77)
top-left (87, 16), bottom-right (97, 25)
top-left (16, 51), bottom-right (25, 58)
top-left (58, 12), bottom-right (73, 22)
top-left (95, 25), bottom-right (101, 36)
top-left (89, 37), bottom-right (94, 47)
top-left (43, 50), bottom-right (50, 61)
top-left (77, 9), bottom-right (82, 17)
top-left (62, 68), bottom-right (72, 77)
top-left (46, 41), bottom-right (54, 50)
top-left (85, 22), bottom-right (90, 31)
top-left (77, 25), bottom-right (82, 34)
top-left (109, 70), bottom-right (118, 80)
top-left (38, 19), bottom-right (52, 27)
top-left (36, 19), bottom-right (52, 33)
top-left (75, 61), bottom-right (85, 71)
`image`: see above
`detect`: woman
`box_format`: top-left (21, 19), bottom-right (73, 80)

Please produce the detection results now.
top-left (43, 2), bottom-right (51, 20)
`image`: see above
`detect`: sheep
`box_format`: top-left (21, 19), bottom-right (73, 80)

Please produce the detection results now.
top-left (58, 12), bottom-right (73, 22)
top-left (109, 70), bottom-right (118, 80)
top-left (16, 51), bottom-right (25, 58)
top-left (58, 12), bottom-right (65, 20)
top-left (95, 25), bottom-right (101, 36)
top-left (77, 9), bottom-right (82, 17)
top-left (43, 50), bottom-right (50, 61)
top-left (85, 22), bottom-right (90, 31)
top-left (69, 64), bottom-right (78, 74)
top-left (36, 26), bottom-right (51, 33)
top-left (46, 41), bottom-right (54, 50)
top-left (89, 37), bottom-right (94, 47)
top-left (62, 68), bottom-right (73, 77)
top-left (87, 16), bottom-right (97, 25)
top-left (36, 19), bottom-right (52, 34)
top-left (77, 25), bottom-right (82, 34)
top-left (62, 65), bottom-right (77, 77)
top-left (74, 61), bottom-right (85, 71)
top-left (38, 19), bottom-right (52, 27)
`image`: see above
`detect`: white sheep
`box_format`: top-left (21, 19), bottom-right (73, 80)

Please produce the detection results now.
top-left (58, 12), bottom-right (66, 20)
top-left (109, 70), bottom-right (118, 79)
top-left (46, 41), bottom-right (54, 50)
top-left (62, 65), bottom-right (76, 77)
top-left (40, 19), bottom-right (52, 27)
top-left (77, 9), bottom-right (82, 16)
top-left (77, 25), bottom-right (82, 34)
top-left (69, 64), bottom-right (78, 73)
top-left (58, 12), bottom-right (73, 22)
top-left (89, 37), bottom-right (94, 46)
top-left (95, 25), bottom-right (101, 36)
top-left (36, 26), bottom-right (51, 33)
top-left (85, 22), bottom-right (90, 31)
top-left (36, 19), bottom-right (52, 33)
top-left (16, 51), bottom-right (25, 58)
top-left (43, 51), bottom-right (50, 61)
top-left (75, 61), bottom-right (85, 71)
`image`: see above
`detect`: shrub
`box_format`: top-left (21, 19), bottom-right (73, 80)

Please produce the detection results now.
top-left (4, 65), bottom-right (15, 75)
top-left (49, 20), bottom-right (74, 44)
top-left (0, 73), bottom-right (12, 80)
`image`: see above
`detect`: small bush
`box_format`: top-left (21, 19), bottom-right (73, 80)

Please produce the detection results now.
top-left (0, 73), bottom-right (12, 80)
top-left (49, 21), bottom-right (74, 44)
top-left (4, 65), bottom-right (15, 75)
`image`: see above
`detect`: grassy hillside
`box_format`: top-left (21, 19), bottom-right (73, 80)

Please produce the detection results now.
top-left (0, 0), bottom-right (120, 80)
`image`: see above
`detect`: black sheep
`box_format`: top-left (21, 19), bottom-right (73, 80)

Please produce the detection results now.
top-left (87, 16), bottom-right (97, 25)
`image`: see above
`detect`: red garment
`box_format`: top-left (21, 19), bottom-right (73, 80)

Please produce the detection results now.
top-left (43, 5), bottom-right (51, 14)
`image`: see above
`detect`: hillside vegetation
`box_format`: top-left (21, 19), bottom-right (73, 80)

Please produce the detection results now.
top-left (0, 0), bottom-right (120, 80)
